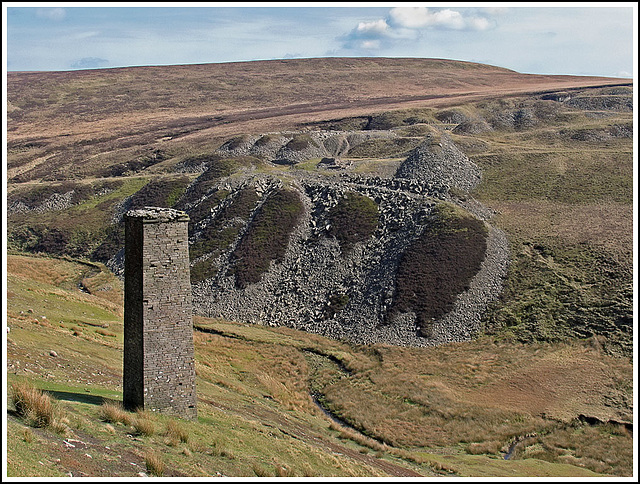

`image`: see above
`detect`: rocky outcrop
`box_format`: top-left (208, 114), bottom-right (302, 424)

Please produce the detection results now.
top-left (184, 131), bottom-right (505, 347)
top-left (189, 171), bottom-right (508, 347)
top-left (105, 128), bottom-right (507, 348)
top-left (394, 132), bottom-right (482, 192)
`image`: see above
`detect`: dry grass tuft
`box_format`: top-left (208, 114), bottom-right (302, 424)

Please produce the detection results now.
top-left (22, 428), bottom-right (36, 443)
top-left (11, 381), bottom-right (57, 429)
top-left (133, 416), bottom-right (156, 437)
top-left (164, 419), bottom-right (189, 446)
top-left (99, 402), bottom-right (133, 426)
top-left (144, 451), bottom-right (166, 476)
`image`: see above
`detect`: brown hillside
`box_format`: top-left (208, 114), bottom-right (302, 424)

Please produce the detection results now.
top-left (6, 57), bottom-right (629, 183)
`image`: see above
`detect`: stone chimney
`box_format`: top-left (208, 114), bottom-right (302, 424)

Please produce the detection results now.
top-left (123, 207), bottom-right (197, 419)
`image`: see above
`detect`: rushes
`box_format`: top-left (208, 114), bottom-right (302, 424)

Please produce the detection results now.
top-left (144, 451), bottom-right (166, 476)
top-left (100, 402), bottom-right (133, 426)
top-left (11, 381), bottom-right (66, 433)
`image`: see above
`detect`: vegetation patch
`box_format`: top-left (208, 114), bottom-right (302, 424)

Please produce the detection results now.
top-left (366, 109), bottom-right (436, 130)
top-left (180, 189), bottom-right (229, 227)
top-left (189, 187), bottom-right (260, 283)
top-left (324, 293), bottom-right (350, 319)
top-left (304, 116), bottom-right (370, 131)
top-left (100, 149), bottom-right (169, 177)
top-left (179, 156), bottom-right (258, 204)
top-left (220, 135), bottom-right (252, 151)
top-left (284, 134), bottom-right (318, 152)
top-left (474, 151), bottom-right (632, 205)
top-left (327, 192), bottom-right (379, 252)
top-left (347, 137), bottom-right (423, 158)
top-left (253, 133), bottom-right (282, 147)
top-left (388, 203), bottom-right (487, 337)
top-left (126, 176), bottom-right (190, 211)
top-left (231, 188), bottom-right (304, 288)
top-left (484, 237), bottom-right (632, 353)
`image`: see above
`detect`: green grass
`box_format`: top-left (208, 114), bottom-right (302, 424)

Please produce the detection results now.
top-left (472, 150), bottom-right (632, 204)
top-left (443, 94), bottom-right (634, 354)
top-left (6, 253), bottom-right (632, 477)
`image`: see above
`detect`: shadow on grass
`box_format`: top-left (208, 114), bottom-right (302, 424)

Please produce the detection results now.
top-left (47, 390), bottom-right (120, 406)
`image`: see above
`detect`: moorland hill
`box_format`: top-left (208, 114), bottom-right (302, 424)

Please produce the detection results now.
top-left (5, 57), bottom-right (634, 478)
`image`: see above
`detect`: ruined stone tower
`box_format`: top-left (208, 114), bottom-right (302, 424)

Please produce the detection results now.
top-left (123, 207), bottom-right (197, 419)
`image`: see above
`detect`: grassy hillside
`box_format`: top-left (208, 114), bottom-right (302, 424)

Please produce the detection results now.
top-left (450, 88), bottom-right (634, 355)
top-left (6, 58), bottom-right (627, 184)
top-left (6, 254), bottom-right (632, 477)
top-left (4, 58), bottom-right (634, 478)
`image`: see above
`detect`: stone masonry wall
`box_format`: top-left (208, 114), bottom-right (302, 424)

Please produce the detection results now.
top-left (123, 207), bottom-right (197, 419)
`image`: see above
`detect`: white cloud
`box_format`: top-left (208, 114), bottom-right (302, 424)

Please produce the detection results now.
top-left (36, 8), bottom-right (66, 21)
top-left (339, 6), bottom-right (495, 54)
top-left (360, 39), bottom-right (381, 50)
top-left (477, 7), bottom-right (509, 17)
top-left (388, 7), bottom-right (491, 31)
top-left (356, 19), bottom-right (389, 36)
top-left (466, 17), bottom-right (491, 31)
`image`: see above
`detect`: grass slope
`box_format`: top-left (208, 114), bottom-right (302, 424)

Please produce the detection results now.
top-left (451, 88), bottom-right (634, 355)
top-left (5, 254), bottom-right (632, 478)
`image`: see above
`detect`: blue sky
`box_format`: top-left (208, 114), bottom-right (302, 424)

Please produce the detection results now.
top-left (3, 3), bottom-right (637, 77)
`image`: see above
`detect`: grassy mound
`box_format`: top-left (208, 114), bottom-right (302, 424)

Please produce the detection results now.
top-left (388, 203), bottom-right (488, 337)
top-left (231, 188), bottom-right (304, 288)
top-left (327, 192), bottom-right (379, 252)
